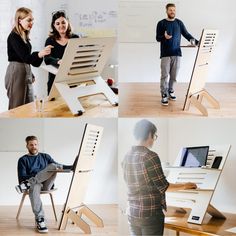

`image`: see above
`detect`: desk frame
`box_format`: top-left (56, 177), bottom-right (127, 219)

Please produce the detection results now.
top-left (43, 37), bottom-right (118, 115)
top-left (58, 124), bottom-right (104, 234)
top-left (183, 29), bottom-right (219, 116)
top-left (166, 145), bottom-right (231, 225)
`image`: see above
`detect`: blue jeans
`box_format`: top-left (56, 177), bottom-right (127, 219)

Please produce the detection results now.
top-left (128, 211), bottom-right (165, 236)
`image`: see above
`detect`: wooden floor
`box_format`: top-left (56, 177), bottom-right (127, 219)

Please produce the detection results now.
top-left (0, 95), bottom-right (118, 118)
top-left (0, 204), bottom-right (118, 235)
top-left (119, 208), bottom-right (236, 236)
top-left (119, 83), bottom-right (236, 117)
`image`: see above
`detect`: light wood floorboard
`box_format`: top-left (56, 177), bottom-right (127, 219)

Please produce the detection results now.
top-left (119, 83), bottom-right (236, 117)
top-left (0, 204), bottom-right (118, 235)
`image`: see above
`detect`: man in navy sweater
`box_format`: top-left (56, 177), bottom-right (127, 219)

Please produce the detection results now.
top-left (156, 3), bottom-right (198, 106)
top-left (16, 135), bottom-right (72, 233)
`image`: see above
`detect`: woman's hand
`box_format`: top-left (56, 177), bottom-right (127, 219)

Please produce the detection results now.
top-left (38, 45), bottom-right (54, 58)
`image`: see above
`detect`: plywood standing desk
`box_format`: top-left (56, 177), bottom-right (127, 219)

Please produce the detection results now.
top-left (58, 124), bottom-right (104, 234)
top-left (165, 207), bottom-right (236, 236)
top-left (183, 29), bottom-right (220, 116)
top-left (166, 145), bottom-right (231, 225)
top-left (43, 37), bottom-right (118, 116)
top-left (0, 95), bottom-right (118, 118)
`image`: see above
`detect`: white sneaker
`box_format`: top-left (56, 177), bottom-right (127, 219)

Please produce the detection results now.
top-left (36, 218), bottom-right (48, 233)
top-left (168, 91), bottom-right (177, 101)
top-left (15, 181), bottom-right (30, 194)
top-left (161, 94), bottom-right (169, 106)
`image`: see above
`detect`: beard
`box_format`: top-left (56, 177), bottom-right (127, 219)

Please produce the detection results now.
top-left (167, 13), bottom-right (175, 19)
top-left (28, 149), bottom-right (38, 155)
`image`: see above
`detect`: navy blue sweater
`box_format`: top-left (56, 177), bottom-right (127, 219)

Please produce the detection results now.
top-left (156, 18), bottom-right (197, 58)
top-left (17, 153), bottom-right (56, 183)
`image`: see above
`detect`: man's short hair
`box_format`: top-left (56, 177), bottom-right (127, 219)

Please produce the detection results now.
top-left (166, 3), bottom-right (176, 10)
top-left (25, 135), bottom-right (38, 144)
top-left (133, 119), bottom-right (157, 141)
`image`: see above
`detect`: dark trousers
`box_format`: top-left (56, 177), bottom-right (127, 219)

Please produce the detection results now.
top-left (47, 73), bottom-right (55, 95)
top-left (128, 211), bottom-right (165, 236)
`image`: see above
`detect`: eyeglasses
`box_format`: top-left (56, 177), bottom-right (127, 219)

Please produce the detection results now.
top-left (51, 10), bottom-right (66, 17)
top-left (153, 134), bottom-right (158, 140)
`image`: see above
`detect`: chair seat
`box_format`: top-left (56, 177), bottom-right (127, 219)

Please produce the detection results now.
top-left (16, 188), bottom-right (58, 221)
top-left (23, 188), bottom-right (57, 194)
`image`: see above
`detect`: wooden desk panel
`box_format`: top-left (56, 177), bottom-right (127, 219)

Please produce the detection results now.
top-left (0, 95), bottom-right (118, 118)
top-left (165, 207), bottom-right (236, 236)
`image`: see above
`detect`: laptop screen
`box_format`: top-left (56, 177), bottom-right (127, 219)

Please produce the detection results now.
top-left (180, 146), bottom-right (209, 167)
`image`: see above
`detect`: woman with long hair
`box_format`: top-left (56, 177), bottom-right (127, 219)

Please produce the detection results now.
top-left (44, 10), bottom-right (80, 95)
top-left (5, 7), bottom-right (52, 109)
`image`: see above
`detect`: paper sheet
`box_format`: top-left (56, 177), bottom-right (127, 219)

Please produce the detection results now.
top-left (226, 227), bottom-right (236, 233)
top-left (41, 65), bottom-right (58, 75)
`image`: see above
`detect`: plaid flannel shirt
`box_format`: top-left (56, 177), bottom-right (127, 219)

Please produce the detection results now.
top-left (122, 146), bottom-right (169, 218)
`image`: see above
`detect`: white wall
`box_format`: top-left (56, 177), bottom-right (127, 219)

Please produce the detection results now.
top-left (118, 118), bottom-right (236, 235)
top-left (0, 118), bottom-right (117, 206)
top-left (0, 0), bottom-right (118, 112)
top-left (0, 0), bottom-right (48, 112)
top-left (119, 0), bottom-right (236, 83)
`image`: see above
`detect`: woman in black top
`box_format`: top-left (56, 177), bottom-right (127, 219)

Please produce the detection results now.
top-left (44, 11), bottom-right (79, 95)
top-left (5, 7), bottom-right (52, 110)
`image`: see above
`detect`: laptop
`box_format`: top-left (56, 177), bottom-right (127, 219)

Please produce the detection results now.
top-left (180, 146), bottom-right (209, 167)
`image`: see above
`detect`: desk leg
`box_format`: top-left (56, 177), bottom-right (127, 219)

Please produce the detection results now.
top-left (176, 230), bottom-right (180, 236)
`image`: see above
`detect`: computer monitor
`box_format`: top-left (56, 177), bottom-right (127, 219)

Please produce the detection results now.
top-left (180, 146), bottom-right (209, 167)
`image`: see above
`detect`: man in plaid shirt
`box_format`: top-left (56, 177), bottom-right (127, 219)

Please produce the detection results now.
top-left (122, 119), bottom-right (197, 235)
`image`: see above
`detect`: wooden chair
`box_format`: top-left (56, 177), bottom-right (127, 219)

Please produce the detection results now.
top-left (16, 188), bottom-right (58, 221)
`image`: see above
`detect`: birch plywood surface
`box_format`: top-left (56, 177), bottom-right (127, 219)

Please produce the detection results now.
top-left (184, 29), bottom-right (219, 110)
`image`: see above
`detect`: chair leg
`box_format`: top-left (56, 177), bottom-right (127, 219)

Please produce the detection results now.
top-left (49, 193), bottom-right (57, 221)
top-left (16, 192), bottom-right (27, 219)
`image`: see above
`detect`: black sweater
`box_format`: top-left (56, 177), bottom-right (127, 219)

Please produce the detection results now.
top-left (7, 31), bottom-right (43, 67)
top-left (44, 34), bottom-right (79, 67)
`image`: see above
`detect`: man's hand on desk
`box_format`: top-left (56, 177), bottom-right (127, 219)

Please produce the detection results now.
top-left (56, 165), bottom-right (63, 170)
top-left (183, 182), bottom-right (197, 190)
